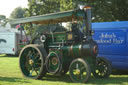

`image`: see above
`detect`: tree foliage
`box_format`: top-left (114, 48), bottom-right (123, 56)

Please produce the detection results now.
top-left (60, 0), bottom-right (128, 22)
top-left (86, 0), bottom-right (128, 22)
top-left (0, 15), bottom-right (8, 27)
top-left (0, 15), bottom-right (6, 20)
top-left (10, 7), bottom-right (25, 19)
top-left (25, 0), bottom-right (60, 17)
top-left (9, 7), bottom-right (25, 28)
top-left (22, 0), bottom-right (128, 22)
top-left (25, 0), bottom-right (128, 22)
top-left (24, 0), bottom-right (60, 35)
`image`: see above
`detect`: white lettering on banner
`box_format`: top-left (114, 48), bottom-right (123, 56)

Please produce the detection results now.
top-left (100, 33), bottom-right (116, 38)
top-left (95, 33), bottom-right (124, 44)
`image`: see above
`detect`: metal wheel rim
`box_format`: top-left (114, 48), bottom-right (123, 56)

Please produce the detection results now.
top-left (46, 52), bottom-right (61, 74)
top-left (69, 59), bottom-right (90, 83)
top-left (19, 47), bottom-right (43, 78)
top-left (95, 59), bottom-right (108, 76)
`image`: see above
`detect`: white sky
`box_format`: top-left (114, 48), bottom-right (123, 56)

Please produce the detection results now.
top-left (0, 0), bottom-right (28, 18)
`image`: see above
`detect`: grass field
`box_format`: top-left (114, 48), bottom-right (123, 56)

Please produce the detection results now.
top-left (0, 55), bottom-right (128, 85)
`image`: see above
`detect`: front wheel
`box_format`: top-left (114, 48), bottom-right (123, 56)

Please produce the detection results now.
top-left (69, 58), bottom-right (91, 83)
top-left (93, 57), bottom-right (112, 78)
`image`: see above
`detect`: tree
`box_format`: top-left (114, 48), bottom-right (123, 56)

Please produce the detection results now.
top-left (0, 15), bottom-right (6, 20)
top-left (10, 7), bottom-right (25, 19)
top-left (25, 0), bottom-right (60, 17)
top-left (60, 0), bottom-right (128, 22)
top-left (85, 0), bottom-right (128, 22)
top-left (0, 15), bottom-right (7, 27)
top-left (60, 0), bottom-right (73, 11)
top-left (107, 0), bottom-right (128, 21)
top-left (24, 0), bottom-right (60, 35)
top-left (9, 7), bottom-right (26, 28)
top-left (60, 0), bottom-right (87, 11)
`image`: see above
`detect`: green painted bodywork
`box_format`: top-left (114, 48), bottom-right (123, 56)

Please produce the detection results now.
top-left (44, 30), bottom-right (97, 72)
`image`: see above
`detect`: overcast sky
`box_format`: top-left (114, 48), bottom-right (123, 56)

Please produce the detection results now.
top-left (0, 0), bottom-right (28, 18)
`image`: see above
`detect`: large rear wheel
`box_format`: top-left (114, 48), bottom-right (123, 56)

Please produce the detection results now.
top-left (19, 44), bottom-right (47, 79)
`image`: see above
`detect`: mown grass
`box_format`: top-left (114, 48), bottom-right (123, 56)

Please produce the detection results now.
top-left (0, 54), bottom-right (128, 85)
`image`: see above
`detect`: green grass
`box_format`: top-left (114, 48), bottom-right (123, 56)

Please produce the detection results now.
top-left (0, 55), bottom-right (128, 85)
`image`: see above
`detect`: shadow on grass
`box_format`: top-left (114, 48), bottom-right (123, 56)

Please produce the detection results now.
top-left (1, 75), bottom-right (127, 84)
top-left (87, 76), bottom-right (128, 85)
top-left (43, 74), bottom-right (72, 83)
top-left (112, 70), bottom-right (128, 75)
top-left (0, 54), bottom-right (18, 57)
top-left (0, 77), bottom-right (30, 83)
top-left (42, 74), bottom-right (128, 84)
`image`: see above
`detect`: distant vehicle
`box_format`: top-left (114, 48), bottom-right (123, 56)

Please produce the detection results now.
top-left (92, 21), bottom-right (128, 71)
top-left (0, 24), bottom-right (28, 55)
top-left (0, 32), bottom-right (20, 55)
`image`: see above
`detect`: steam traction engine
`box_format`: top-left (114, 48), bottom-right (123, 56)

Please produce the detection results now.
top-left (10, 6), bottom-right (111, 83)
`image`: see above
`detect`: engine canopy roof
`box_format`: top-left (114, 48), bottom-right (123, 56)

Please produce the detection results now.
top-left (9, 9), bottom-right (85, 25)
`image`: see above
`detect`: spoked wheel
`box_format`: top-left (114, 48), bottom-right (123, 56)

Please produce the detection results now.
top-left (46, 52), bottom-right (62, 74)
top-left (93, 57), bottom-right (112, 78)
top-left (19, 44), bottom-right (47, 79)
top-left (69, 58), bottom-right (91, 83)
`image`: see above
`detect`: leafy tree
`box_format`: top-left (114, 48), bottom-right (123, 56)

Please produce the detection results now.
top-left (60, 0), bottom-right (87, 11)
top-left (9, 7), bottom-right (26, 28)
top-left (60, 0), bottom-right (128, 22)
top-left (60, 0), bottom-right (73, 11)
top-left (0, 15), bottom-right (6, 20)
top-left (0, 15), bottom-right (7, 27)
top-left (25, 0), bottom-right (60, 17)
top-left (24, 0), bottom-right (60, 35)
top-left (10, 7), bottom-right (25, 19)
top-left (108, 0), bottom-right (128, 21)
